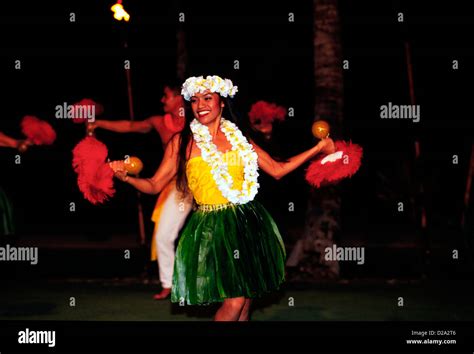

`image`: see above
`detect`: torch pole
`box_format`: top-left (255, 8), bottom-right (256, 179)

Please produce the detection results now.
top-left (405, 41), bottom-right (429, 276)
top-left (123, 40), bottom-right (146, 246)
top-left (461, 144), bottom-right (474, 228)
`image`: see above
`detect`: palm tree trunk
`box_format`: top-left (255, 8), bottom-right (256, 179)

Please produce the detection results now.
top-left (286, 0), bottom-right (343, 280)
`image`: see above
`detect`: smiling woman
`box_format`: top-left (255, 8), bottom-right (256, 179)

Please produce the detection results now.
top-left (109, 75), bottom-right (336, 321)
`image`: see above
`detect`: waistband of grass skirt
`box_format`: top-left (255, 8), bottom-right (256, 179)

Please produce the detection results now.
top-left (194, 202), bottom-right (235, 212)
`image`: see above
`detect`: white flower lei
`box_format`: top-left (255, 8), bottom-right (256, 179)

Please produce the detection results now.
top-left (190, 118), bottom-right (260, 204)
top-left (181, 75), bottom-right (238, 101)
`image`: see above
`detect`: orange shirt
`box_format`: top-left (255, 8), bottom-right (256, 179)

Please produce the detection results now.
top-left (150, 114), bottom-right (185, 148)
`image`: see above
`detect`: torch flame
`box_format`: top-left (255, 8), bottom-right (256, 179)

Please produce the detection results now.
top-left (111, 2), bottom-right (130, 22)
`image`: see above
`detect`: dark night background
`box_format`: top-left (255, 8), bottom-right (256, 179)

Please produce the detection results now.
top-left (0, 0), bottom-right (472, 279)
top-left (1, 4), bottom-right (474, 352)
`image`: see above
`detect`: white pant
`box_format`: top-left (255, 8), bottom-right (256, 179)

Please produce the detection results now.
top-left (153, 182), bottom-right (192, 288)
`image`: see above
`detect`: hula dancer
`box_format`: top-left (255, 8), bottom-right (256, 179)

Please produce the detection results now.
top-left (0, 132), bottom-right (31, 239)
top-left (109, 75), bottom-right (335, 321)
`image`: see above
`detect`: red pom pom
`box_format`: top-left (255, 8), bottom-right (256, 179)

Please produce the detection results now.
top-left (71, 98), bottom-right (104, 124)
top-left (72, 136), bottom-right (115, 204)
top-left (305, 140), bottom-right (363, 188)
top-left (21, 115), bottom-right (56, 145)
top-left (248, 100), bottom-right (286, 125)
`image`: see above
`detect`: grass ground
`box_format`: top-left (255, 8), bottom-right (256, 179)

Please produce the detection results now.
top-left (1, 278), bottom-right (473, 321)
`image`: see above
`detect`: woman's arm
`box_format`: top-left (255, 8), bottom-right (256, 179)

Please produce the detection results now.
top-left (109, 135), bottom-right (180, 194)
top-left (252, 138), bottom-right (335, 180)
top-left (0, 132), bottom-right (20, 148)
top-left (93, 118), bottom-right (155, 133)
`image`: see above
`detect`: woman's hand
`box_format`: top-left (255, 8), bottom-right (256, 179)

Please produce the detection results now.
top-left (109, 160), bottom-right (128, 182)
top-left (17, 139), bottom-right (33, 153)
top-left (86, 122), bottom-right (97, 136)
top-left (317, 137), bottom-right (336, 155)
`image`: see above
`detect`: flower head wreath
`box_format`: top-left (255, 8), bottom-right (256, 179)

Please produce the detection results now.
top-left (181, 75), bottom-right (238, 101)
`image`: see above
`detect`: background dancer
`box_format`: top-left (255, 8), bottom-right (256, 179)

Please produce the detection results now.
top-left (92, 81), bottom-right (193, 300)
top-left (0, 132), bottom-right (31, 240)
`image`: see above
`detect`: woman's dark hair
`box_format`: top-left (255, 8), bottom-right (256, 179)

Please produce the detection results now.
top-left (173, 95), bottom-right (252, 196)
top-left (162, 78), bottom-right (182, 95)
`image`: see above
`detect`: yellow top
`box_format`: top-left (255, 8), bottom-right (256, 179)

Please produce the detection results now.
top-left (186, 150), bottom-right (244, 205)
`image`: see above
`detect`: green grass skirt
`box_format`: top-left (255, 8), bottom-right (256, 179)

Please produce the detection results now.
top-left (0, 186), bottom-right (14, 237)
top-left (171, 200), bottom-right (286, 305)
